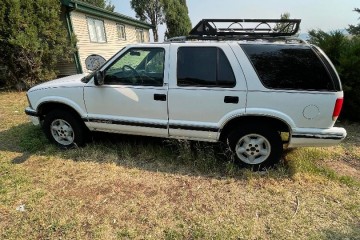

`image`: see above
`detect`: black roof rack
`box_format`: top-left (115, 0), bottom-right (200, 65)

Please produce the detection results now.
top-left (167, 18), bottom-right (301, 42)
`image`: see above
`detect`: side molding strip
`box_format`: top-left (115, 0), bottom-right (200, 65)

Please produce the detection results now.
top-left (84, 118), bottom-right (219, 132)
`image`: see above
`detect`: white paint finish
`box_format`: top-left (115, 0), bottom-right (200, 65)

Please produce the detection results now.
top-left (289, 127), bottom-right (347, 147)
top-left (167, 43), bottom-right (247, 139)
top-left (25, 41), bottom-right (347, 149)
top-left (28, 74), bottom-right (86, 92)
top-left (84, 85), bottom-right (168, 136)
top-left (303, 105), bottom-right (320, 119)
top-left (246, 91), bottom-right (343, 129)
top-left (289, 138), bottom-right (345, 147)
top-left (84, 44), bottom-right (170, 137)
top-left (27, 75), bottom-right (88, 117)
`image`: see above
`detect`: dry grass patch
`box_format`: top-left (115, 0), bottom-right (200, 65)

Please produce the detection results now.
top-left (0, 91), bottom-right (359, 239)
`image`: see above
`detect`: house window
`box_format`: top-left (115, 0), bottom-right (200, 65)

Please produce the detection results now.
top-left (87, 17), bottom-right (106, 43)
top-left (117, 24), bottom-right (126, 40)
top-left (136, 29), bottom-right (145, 43)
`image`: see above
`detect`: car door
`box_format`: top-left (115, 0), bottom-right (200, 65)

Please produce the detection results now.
top-left (83, 45), bottom-right (169, 137)
top-left (167, 42), bottom-right (247, 141)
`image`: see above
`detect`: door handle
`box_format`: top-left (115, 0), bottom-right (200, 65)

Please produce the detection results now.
top-left (224, 96), bottom-right (239, 104)
top-left (154, 94), bottom-right (166, 101)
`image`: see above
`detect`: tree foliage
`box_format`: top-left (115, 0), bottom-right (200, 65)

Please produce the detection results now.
top-left (79, 0), bottom-right (115, 12)
top-left (0, 0), bottom-right (75, 88)
top-left (163, 0), bottom-right (192, 39)
top-left (130, 0), bottom-right (192, 41)
top-left (274, 12), bottom-right (292, 33)
top-left (308, 28), bottom-right (360, 121)
top-left (308, 30), bottom-right (346, 66)
top-left (130, 0), bottom-right (164, 42)
top-left (348, 8), bottom-right (360, 35)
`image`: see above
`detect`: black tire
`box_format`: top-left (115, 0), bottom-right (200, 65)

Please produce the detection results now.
top-left (226, 124), bottom-right (283, 169)
top-left (42, 110), bottom-right (85, 149)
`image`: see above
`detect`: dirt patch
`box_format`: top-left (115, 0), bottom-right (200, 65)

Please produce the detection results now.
top-left (323, 160), bottom-right (360, 181)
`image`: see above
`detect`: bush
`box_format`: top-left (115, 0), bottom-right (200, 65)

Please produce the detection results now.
top-left (308, 30), bottom-right (360, 121)
top-left (0, 0), bottom-right (75, 88)
top-left (338, 37), bottom-right (360, 121)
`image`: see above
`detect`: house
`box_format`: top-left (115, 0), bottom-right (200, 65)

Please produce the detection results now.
top-left (58, 0), bottom-right (153, 76)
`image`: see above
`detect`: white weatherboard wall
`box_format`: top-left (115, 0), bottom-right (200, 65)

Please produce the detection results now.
top-left (70, 10), bottom-right (150, 73)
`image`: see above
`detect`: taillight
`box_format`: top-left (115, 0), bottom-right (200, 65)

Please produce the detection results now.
top-left (332, 98), bottom-right (343, 121)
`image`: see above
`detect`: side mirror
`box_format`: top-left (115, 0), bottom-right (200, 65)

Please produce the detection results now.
top-left (94, 71), bottom-right (104, 86)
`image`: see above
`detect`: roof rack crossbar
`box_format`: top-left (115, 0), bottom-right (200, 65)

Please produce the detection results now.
top-left (188, 19), bottom-right (301, 38)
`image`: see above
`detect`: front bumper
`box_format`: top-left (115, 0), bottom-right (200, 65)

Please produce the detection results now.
top-left (289, 127), bottom-right (347, 148)
top-left (25, 107), bottom-right (40, 126)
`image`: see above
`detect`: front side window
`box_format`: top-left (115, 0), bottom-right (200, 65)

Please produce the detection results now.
top-left (177, 47), bottom-right (236, 87)
top-left (117, 24), bottom-right (126, 40)
top-left (87, 17), bottom-right (106, 43)
top-left (104, 48), bottom-right (165, 86)
top-left (136, 29), bottom-right (145, 43)
top-left (241, 44), bottom-right (336, 91)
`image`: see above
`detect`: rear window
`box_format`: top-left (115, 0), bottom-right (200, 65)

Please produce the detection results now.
top-left (241, 44), bottom-right (337, 91)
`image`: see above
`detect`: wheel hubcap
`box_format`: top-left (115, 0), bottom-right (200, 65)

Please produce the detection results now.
top-left (50, 119), bottom-right (74, 146)
top-left (235, 134), bottom-right (271, 164)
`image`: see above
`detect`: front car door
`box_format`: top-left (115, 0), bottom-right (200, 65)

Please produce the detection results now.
top-left (83, 45), bottom-right (169, 137)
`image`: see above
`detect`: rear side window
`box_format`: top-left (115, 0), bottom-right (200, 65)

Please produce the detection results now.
top-left (241, 44), bottom-right (336, 91)
top-left (177, 47), bottom-right (236, 87)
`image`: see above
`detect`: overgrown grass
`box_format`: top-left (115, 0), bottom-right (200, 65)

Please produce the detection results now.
top-left (0, 91), bottom-right (359, 239)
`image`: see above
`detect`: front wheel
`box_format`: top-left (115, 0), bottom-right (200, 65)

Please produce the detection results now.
top-left (226, 125), bottom-right (283, 169)
top-left (43, 110), bottom-right (85, 148)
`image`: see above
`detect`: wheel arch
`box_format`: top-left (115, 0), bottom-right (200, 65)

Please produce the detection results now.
top-left (219, 115), bottom-right (292, 142)
top-left (37, 101), bottom-right (85, 124)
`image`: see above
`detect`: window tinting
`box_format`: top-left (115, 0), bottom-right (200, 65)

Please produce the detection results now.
top-left (177, 47), bottom-right (235, 87)
top-left (241, 44), bottom-right (335, 91)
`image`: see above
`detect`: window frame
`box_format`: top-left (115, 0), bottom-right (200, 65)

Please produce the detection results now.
top-left (116, 24), bottom-right (126, 40)
top-left (241, 43), bottom-right (337, 92)
top-left (86, 17), bottom-right (107, 43)
top-left (176, 46), bottom-right (236, 88)
top-left (103, 47), bottom-right (166, 87)
top-left (136, 29), bottom-right (145, 43)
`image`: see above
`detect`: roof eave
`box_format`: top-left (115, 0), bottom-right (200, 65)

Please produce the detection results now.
top-left (61, 0), bottom-right (154, 29)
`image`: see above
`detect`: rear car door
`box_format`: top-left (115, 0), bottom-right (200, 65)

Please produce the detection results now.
top-left (167, 42), bottom-right (247, 141)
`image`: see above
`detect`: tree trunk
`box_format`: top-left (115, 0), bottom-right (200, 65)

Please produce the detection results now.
top-left (152, 27), bottom-right (159, 42)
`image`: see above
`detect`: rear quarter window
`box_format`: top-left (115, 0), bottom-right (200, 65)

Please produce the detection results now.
top-left (241, 44), bottom-right (337, 91)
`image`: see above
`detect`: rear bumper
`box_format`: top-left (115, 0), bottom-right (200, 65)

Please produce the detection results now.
top-left (289, 127), bottom-right (347, 147)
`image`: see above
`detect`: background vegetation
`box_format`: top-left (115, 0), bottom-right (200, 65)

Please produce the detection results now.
top-left (308, 8), bottom-right (360, 121)
top-left (130, 0), bottom-right (191, 41)
top-left (0, 0), bottom-right (76, 89)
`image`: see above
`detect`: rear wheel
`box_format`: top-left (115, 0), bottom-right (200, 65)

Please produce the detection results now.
top-left (43, 110), bottom-right (85, 148)
top-left (226, 124), bottom-right (283, 169)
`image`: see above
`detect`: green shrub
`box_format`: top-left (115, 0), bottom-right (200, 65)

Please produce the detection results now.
top-left (0, 0), bottom-right (75, 88)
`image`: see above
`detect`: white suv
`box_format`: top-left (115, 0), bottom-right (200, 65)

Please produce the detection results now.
top-left (25, 19), bottom-right (346, 168)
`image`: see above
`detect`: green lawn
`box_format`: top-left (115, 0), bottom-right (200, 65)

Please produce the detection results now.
top-left (0, 91), bottom-right (359, 239)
